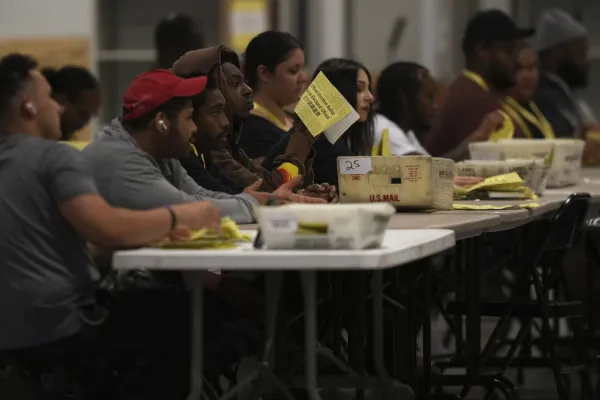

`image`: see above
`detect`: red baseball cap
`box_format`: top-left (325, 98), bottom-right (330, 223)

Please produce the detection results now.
top-left (122, 69), bottom-right (207, 121)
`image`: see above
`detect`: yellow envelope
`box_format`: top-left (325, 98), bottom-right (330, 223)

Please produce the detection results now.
top-left (294, 71), bottom-right (359, 144)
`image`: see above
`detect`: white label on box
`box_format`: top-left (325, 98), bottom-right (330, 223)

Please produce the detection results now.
top-left (266, 214), bottom-right (298, 232)
top-left (338, 157), bottom-right (372, 174)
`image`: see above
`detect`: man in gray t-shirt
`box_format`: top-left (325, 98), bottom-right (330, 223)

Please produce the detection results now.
top-left (0, 54), bottom-right (223, 352)
top-left (0, 134), bottom-right (100, 349)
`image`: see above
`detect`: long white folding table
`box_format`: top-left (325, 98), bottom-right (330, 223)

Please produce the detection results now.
top-left (112, 229), bottom-right (456, 400)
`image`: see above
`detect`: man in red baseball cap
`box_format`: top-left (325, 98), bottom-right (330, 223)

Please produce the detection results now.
top-left (120, 68), bottom-right (207, 158)
top-left (83, 69), bottom-right (259, 224)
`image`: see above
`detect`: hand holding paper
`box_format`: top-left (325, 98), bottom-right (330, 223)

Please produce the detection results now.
top-left (294, 72), bottom-right (359, 144)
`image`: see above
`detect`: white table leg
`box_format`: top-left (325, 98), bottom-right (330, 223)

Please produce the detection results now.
top-left (187, 273), bottom-right (204, 400)
top-left (301, 270), bottom-right (322, 400)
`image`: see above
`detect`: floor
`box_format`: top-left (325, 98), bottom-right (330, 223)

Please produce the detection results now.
top-left (428, 315), bottom-right (589, 400)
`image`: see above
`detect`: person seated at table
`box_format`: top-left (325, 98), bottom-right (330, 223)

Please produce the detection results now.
top-left (0, 53), bottom-right (231, 398)
top-left (172, 45), bottom-right (334, 200)
top-left (82, 69), bottom-right (270, 224)
top-left (501, 42), bottom-right (555, 139)
top-left (423, 9), bottom-right (534, 159)
top-left (269, 57), bottom-right (375, 189)
top-left (534, 8), bottom-right (597, 137)
top-left (42, 65), bottom-right (100, 141)
top-left (239, 31), bottom-right (309, 163)
top-left (374, 61), bottom-right (436, 156)
top-left (533, 8), bottom-right (600, 163)
top-left (375, 61), bottom-right (509, 163)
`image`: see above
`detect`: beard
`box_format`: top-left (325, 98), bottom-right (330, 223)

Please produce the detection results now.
top-left (489, 67), bottom-right (515, 92)
top-left (557, 60), bottom-right (589, 89)
top-left (167, 126), bottom-right (193, 158)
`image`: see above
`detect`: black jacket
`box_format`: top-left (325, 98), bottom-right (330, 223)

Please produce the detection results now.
top-left (180, 153), bottom-right (240, 194)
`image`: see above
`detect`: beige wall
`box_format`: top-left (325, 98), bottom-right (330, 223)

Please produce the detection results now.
top-left (0, 0), bottom-right (96, 139)
top-left (351, 0), bottom-right (474, 82)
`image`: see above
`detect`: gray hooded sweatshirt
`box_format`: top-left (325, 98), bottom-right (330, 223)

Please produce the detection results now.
top-left (82, 119), bottom-right (257, 223)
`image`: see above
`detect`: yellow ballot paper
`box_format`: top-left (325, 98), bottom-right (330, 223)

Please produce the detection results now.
top-left (294, 72), bottom-right (359, 144)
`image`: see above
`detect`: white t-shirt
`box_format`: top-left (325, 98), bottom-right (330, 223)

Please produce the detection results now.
top-left (373, 114), bottom-right (429, 156)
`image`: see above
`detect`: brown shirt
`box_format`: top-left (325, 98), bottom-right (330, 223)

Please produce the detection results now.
top-left (424, 74), bottom-right (524, 158)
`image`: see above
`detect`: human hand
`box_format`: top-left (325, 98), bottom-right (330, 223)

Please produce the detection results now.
top-left (274, 176), bottom-right (327, 204)
top-left (298, 183), bottom-right (339, 203)
top-left (471, 111), bottom-right (506, 142)
top-left (293, 114), bottom-right (317, 139)
top-left (244, 179), bottom-right (282, 205)
top-left (454, 176), bottom-right (484, 187)
top-left (171, 201), bottom-right (222, 234)
top-left (583, 140), bottom-right (600, 165)
top-left (582, 121), bottom-right (600, 133)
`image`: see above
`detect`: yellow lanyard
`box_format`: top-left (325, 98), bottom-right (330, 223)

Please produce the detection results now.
top-left (462, 70), bottom-right (515, 140)
top-left (251, 102), bottom-right (293, 132)
top-left (371, 128), bottom-right (391, 156)
top-left (463, 70), bottom-right (489, 91)
top-left (190, 143), bottom-right (206, 168)
top-left (502, 97), bottom-right (555, 139)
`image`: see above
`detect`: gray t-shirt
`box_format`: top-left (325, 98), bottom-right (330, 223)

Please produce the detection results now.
top-left (0, 134), bottom-right (100, 350)
top-left (82, 119), bottom-right (257, 223)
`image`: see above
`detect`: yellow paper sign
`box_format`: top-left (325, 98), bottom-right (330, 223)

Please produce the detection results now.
top-left (294, 72), bottom-right (359, 143)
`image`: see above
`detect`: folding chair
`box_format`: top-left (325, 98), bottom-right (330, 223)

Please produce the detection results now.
top-left (446, 193), bottom-right (594, 400)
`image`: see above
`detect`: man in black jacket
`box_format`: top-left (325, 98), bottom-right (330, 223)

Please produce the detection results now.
top-left (534, 8), bottom-right (597, 137)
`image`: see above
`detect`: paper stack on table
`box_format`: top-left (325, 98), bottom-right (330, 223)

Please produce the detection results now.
top-left (455, 159), bottom-right (550, 195)
top-left (454, 172), bottom-right (538, 203)
top-left (469, 139), bottom-right (584, 188)
top-left (153, 217), bottom-right (252, 249)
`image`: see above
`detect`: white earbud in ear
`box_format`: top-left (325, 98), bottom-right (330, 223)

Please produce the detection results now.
top-left (24, 102), bottom-right (37, 115)
top-left (158, 120), bottom-right (168, 132)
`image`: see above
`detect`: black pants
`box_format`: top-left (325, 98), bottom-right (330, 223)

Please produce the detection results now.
top-left (14, 287), bottom-right (248, 400)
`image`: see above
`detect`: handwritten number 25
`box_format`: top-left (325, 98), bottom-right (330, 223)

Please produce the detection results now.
top-left (345, 160), bottom-right (360, 171)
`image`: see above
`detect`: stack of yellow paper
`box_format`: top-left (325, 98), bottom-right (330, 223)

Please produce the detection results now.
top-left (153, 217), bottom-right (252, 249)
top-left (452, 202), bottom-right (540, 211)
top-left (454, 172), bottom-right (537, 201)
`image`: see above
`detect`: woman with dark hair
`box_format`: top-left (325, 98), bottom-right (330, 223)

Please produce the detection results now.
top-left (374, 61), bottom-right (434, 155)
top-left (42, 66), bottom-right (100, 141)
top-left (240, 30), bottom-right (309, 161)
top-left (309, 58), bottom-right (375, 188)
